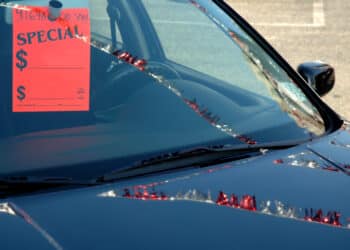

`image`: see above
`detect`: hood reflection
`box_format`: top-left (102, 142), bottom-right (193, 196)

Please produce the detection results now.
top-left (99, 185), bottom-right (350, 230)
top-left (0, 202), bottom-right (63, 250)
top-left (273, 150), bottom-right (344, 173)
top-left (0, 202), bottom-right (16, 216)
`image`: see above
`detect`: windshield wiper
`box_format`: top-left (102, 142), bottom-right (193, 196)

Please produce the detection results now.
top-left (0, 176), bottom-right (95, 198)
top-left (0, 140), bottom-right (306, 197)
top-left (98, 140), bottom-right (303, 183)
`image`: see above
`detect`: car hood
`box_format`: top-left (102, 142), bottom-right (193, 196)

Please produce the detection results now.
top-left (1, 125), bottom-right (350, 250)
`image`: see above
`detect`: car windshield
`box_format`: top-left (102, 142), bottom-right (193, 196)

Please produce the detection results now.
top-left (0, 0), bottom-right (325, 179)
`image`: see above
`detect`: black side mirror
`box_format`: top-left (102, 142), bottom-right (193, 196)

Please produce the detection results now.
top-left (297, 61), bottom-right (335, 97)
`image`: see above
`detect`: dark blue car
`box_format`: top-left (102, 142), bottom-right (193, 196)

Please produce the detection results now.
top-left (0, 0), bottom-right (348, 249)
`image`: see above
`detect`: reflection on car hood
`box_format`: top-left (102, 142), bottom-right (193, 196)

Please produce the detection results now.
top-left (1, 124), bottom-right (350, 249)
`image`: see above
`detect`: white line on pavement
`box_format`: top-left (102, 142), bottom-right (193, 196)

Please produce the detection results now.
top-left (253, 0), bottom-right (325, 28)
top-left (313, 0), bottom-right (325, 27)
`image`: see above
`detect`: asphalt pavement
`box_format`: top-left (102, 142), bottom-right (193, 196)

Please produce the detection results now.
top-left (226, 0), bottom-right (350, 119)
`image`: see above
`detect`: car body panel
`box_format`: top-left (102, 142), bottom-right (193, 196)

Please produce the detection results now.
top-left (0, 0), bottom-right (349, 249)
top-left (2, 124), bottom-right (350, 250)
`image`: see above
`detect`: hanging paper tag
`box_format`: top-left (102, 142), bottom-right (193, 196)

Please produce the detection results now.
top-left (12, 7), bottom-right (90, 112)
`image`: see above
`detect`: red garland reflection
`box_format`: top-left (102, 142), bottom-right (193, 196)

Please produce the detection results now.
top-left (112, 50), bottom-right (147, 71)
top-left (100, 187), bottom-right (348, 229)
top-left (304, 209), bottom-right (342, 226)
top-left (122, 188), bottom-right (168, 201)
top-left (216, 191), bottom-right (256, 211)
top-left (273, 151), bottom-right (345, 173)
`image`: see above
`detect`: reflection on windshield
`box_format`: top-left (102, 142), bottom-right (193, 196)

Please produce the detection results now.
top-left (190, 0), bottom-right (324, 136)
top-left (3, 1), bottom-right (259, 145)
top-left (0, 0), bottom-right (327, 176)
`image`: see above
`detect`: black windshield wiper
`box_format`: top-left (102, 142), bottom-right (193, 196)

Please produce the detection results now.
top-left (0, 176), bottom-right (95, 198)
top-left (98, 140), bottom-right (303, 183)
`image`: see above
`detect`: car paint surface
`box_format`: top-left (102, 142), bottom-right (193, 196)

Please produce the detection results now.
top-left (1, 123), bottom-right (350, 250)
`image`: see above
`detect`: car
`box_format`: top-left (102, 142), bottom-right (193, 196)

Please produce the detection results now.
top-left (0, 0), bottom-right (349, 249)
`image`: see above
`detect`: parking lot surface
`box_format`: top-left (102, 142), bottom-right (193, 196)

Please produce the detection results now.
top-left (227, 0), bottom-right (350, 119)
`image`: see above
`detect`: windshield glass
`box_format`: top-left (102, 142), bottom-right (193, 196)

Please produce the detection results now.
top-left (0, 0), bottom-right (325, 179)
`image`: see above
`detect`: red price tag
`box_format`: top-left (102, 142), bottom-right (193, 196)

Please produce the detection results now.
top-left (12, 7), bottom-right (90, 112)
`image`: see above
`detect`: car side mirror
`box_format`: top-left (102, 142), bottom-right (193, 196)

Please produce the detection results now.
top-left (297, 61), bottom-right (335, 97)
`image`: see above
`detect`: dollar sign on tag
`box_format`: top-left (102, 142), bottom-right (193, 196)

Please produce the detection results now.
top-left (16, 49), bottom-right (28, 72)
top-left (17, 85), bottom-right (26, 101)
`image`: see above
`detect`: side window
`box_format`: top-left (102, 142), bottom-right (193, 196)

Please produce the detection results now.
top-left (90, 0), bottom-right (123, 51)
